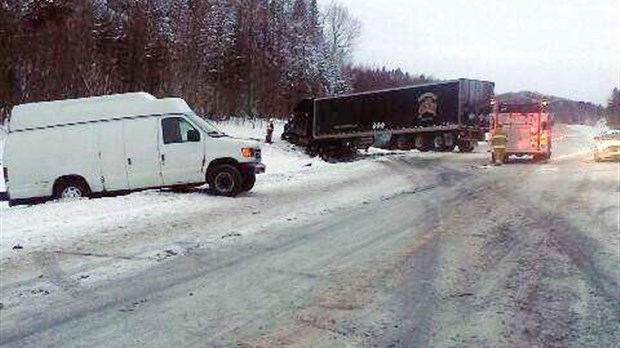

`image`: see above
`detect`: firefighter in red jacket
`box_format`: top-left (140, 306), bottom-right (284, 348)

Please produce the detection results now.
top-left (266, 118), bottom-right (275, 144)
top-left (491, 124), bottom-right (508, 165)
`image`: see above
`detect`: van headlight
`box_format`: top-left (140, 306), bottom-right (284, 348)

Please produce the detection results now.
top-left (241, 148), bottom-right (256, 158)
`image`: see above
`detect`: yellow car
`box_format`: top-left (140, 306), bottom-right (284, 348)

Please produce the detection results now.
top-left (593, 130), bottom-right (620, 162)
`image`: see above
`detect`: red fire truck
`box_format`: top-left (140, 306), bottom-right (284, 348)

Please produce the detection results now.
top-left (490, 99), bottom-right (552, 163)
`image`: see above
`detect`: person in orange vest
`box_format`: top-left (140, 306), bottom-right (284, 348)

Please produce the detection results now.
top-left (491, 124), bottom-right (508, 165)
top-left (266, 118), bottom-right (275, 144)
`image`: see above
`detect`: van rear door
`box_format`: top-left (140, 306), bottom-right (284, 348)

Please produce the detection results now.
top-left (124, 117), bottom-right (163, 189)
top-left (159, 116), bottom-right (205, 186)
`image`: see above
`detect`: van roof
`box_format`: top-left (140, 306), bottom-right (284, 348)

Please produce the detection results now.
top-left (10, 92), bottom-right (193, 131)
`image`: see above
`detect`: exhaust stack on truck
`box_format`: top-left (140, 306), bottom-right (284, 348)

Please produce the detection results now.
top-left (3, 93), bottom-right (265, 206)
top-left (282, 78), bottom-right (495, 158)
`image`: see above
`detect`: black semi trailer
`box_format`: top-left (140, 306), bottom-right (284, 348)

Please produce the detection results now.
top-left (282, 79), bottom-right (495, 158)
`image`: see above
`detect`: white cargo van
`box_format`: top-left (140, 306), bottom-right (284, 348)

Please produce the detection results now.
top-left (3, 93), bottom-right (265, 205)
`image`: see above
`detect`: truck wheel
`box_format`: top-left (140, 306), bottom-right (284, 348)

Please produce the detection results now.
top-left (241, 173), bottom-right (256, 192)
top-left (458, 140), bottom-right (474, 153)
top-left (209, 165), bottom-right (242, 197)
top-left (308, 143), bottom-right (320, 157)
top-left (533, 154), bottom-right (547, 163)
top-left (54, 178), bottom-right (90, 200)
top-left (443, 133), bottom-right (456, 152)
top-left (433, 135), bottom-right (444, 151)
top-left (415, 135), bottom-right (432, 152)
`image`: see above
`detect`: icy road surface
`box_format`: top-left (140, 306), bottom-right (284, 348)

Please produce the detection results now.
top-left (0, 123), bottom-right (618, 347)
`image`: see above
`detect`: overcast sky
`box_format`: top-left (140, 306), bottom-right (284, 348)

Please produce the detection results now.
top-left (320, 0), bottom-right (620, 105)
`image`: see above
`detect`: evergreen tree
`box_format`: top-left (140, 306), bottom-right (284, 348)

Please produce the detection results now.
top-left (606, 88), bottom-right (620, 128)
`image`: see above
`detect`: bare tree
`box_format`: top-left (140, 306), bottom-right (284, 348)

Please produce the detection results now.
top-left (322, 0), bottom-right (362, 65)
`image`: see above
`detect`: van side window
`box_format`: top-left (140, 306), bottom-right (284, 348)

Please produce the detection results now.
top-left (162, 117), bottom-right (201, 144)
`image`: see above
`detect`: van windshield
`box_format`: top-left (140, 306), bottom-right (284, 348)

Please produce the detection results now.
top-left (186, 113), bottom-right (227, 137)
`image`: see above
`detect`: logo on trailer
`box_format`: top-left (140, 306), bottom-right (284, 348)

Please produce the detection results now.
top-left (417, 92), bottom-right (438, 118)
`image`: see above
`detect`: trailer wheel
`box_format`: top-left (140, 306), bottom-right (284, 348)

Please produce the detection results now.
top-left (433, 135), bottom-right (444, 150)
top-left (415, 135), bottom-right (432, 152)
top-left (54, 176), bottom-right (90, 200)
top-left (443, 133), bottom-right (456, 152)
top-left (209, 165), bottom-right (242, 197)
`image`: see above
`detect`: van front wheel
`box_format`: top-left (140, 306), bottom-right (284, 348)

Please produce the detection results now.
top-left (242, 173), bottom-right (256, 192)
top-left (209, 165), bottom-right (243, 197)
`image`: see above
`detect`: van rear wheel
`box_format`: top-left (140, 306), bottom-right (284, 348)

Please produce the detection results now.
top-left (209, 165), bottom-right (242, 197)
top-left (54, 178), bottom-right (90, 200)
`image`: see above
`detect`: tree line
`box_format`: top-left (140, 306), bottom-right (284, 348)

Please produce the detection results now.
top-left (0, 0), bottom-right (429, 123)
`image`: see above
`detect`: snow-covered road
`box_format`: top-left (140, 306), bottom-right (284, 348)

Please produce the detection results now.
top-left (0, 123), bottom-right (618, 347)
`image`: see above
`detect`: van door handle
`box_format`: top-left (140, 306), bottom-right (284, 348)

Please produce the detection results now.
top-left (161, 154), bottom-right (165, 163)
top-left (127, 158), bottom-right (132, 165)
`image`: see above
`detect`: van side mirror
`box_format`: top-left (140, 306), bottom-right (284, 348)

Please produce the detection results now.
top-left (187, 129), bottom-right (200, 142)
